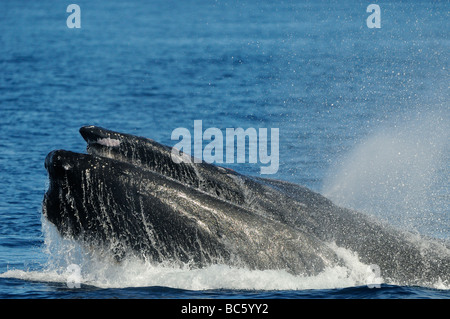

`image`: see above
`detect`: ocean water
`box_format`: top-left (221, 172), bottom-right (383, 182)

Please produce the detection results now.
top-left (0, 0), bottom-right (448, 300)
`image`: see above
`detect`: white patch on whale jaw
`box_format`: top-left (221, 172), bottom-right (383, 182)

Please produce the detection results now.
top-left (95, 138), bottom-right (121, 147)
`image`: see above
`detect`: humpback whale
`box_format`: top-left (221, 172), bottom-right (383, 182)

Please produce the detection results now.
top-left (43, 126), bottom-right (450, 287)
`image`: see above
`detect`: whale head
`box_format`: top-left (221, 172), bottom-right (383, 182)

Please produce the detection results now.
top-left (43, 146), bottom-right (234, 265)
top-left (42, 126), bottom-right (450, 286)
top-left (43, 126), bottom-right (334, 273)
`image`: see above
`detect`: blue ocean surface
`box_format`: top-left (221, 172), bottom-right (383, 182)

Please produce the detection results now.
top-left (0, 0), bottom-right (448, 299)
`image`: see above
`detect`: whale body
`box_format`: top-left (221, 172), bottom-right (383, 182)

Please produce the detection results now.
top-left (43, 126), bottom-right (450, 287)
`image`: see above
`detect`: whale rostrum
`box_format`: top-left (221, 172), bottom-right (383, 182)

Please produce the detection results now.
top-left (43, 126), bottom-right (450, 287)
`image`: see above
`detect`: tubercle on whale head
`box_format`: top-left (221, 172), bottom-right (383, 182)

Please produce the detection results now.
top-left (45, 149), bottom-right (83, 177)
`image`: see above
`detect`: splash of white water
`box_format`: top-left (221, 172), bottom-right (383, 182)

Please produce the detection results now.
top-left (322, 110), bottom-right (449, 238)
top-left (0, 218), bottom-right (384, 290)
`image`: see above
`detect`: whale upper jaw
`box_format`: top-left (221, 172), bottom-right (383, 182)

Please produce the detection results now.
top-left (79, 125), bottom-right (170, 167)
top-left (79, 125), bottom-right (249, 205)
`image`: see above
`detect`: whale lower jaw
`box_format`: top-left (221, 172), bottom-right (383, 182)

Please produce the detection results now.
top-left (42, 126), bottom-right (450, 287)
top-left (43, 147), bottom-right (341, 276)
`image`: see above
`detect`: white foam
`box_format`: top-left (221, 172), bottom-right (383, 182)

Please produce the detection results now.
top-left (2, 232), bottom-right (449, 290)
top-left (0, 259), bottom-right (377, 291)
top-left (0, 269), bottom-right (67, 284)
top-left (96, 138), bottom-right (121, 147)
top-left (0, 220), bottom-right (393, 290)
top-left (3, 213), bottom-right (447, 291)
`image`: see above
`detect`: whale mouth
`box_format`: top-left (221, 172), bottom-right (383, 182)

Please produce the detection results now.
top-left (77, 125), bottom-right (246, 203)
top-left (46, 126), bottom-right (245, 210)
top-left (44, 126), bottom-right (139, 181)
top-left (44, 126), bottom-right (178, 211)
top-left (42, 127), bottom-right (248, 266)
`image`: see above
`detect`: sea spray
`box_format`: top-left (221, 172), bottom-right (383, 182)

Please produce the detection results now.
top-left (322, 110), bottom-right (449, 238)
